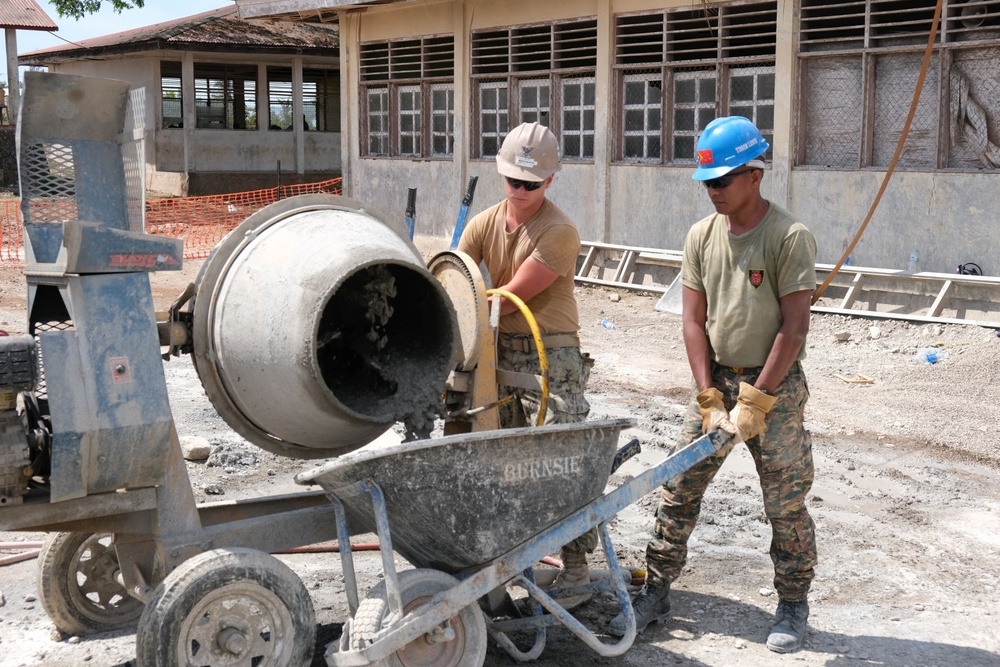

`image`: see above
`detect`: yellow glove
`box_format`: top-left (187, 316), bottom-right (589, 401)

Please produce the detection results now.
top-left (728, 382), bottom-right (778, 442)
top-left (696, 388), bottom-right (737, 436)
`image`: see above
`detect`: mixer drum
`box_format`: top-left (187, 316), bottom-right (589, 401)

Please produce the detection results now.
top-left (191, 195), bottom-right (458, 459)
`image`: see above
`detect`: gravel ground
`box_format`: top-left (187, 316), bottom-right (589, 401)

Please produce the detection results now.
top-left (0, 245), bottom-right (999, 667)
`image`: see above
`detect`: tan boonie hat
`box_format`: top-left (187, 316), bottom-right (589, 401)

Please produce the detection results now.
top-left (496, 122), bottom-right (561, 181)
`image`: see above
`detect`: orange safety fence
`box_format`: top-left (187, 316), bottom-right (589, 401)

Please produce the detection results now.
top-left (0, 178), bottom-right (342, 266)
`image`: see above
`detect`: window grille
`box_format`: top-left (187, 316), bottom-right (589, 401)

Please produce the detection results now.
top-left (613, 2), bottom-right (776, 164)
top-left (359, 35), bottom-right (455, 158)
top-left (305, 69), bottom-right (341, 133)
top-left (798, 0), bottom-right (1000, 170)
top-left (193, 63), bottom-right (257, 130)
top-left (519, 78), bottom-right (551, 125)
top-left (800, 57), bottom-right (864, 167)
top-left (431, 84), bottom-right (455, 156)
top-left (672, 69), bottom-right (718, 161)
top-left (366, 87), bottom-right (390, 156)
top-left (562, 76), bottom-right (596, 159)
top-left (621, 73), bottom-right (663, 162)
top-left (479, 80), bottom-right (508, 157)
top-left (471, 18), bottom-right (598, 160)
top-left (398, 85), bottom-right (422, 156)
top-left (160, 61), bottom-right (183, 129)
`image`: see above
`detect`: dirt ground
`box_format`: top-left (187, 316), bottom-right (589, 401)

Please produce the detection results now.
top-left (1, 242), bottom-right (999, 667)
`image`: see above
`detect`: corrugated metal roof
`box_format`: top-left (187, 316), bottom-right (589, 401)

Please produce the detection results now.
top-left (0, 0), bottom-right (58, 31)
top-left (19, 5), bottom-right (339, 63)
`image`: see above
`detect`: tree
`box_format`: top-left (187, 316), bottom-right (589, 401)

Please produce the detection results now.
top-left (49, 1), bottom-right (145, 20)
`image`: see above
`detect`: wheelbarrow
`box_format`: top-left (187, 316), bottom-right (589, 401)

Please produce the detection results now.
top-left (297, 418), bottom-right (732, 666)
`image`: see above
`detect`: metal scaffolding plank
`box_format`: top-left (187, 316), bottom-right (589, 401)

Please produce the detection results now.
top-left (577, 241), bottom-right (1000, 329)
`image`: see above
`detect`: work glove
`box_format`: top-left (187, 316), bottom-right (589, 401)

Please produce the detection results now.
top-left (728, 382), bottom-right (778, 442)
top-left (696, 388), bottom-right (737, 436)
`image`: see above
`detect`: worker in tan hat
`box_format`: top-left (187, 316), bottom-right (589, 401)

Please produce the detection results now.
top-left (457, 122), bottom-right (596, 609)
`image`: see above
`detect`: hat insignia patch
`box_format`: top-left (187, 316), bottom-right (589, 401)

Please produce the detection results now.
top-left (696, 149), bottom-right (714, 166)
top-left (515, 145), bottom-right (538, 168)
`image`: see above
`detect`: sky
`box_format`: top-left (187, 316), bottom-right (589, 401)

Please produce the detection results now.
top-left (2, 0), bottom-right (232, 86)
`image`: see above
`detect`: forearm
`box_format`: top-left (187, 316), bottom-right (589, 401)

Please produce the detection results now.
top-left (756, 290), bottom-right (811, 393)
top-left (683, 322), bottom-right (714, 392)
top-left (756, 327), bottom-right (806, 392)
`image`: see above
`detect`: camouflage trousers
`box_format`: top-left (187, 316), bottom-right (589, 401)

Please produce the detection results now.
top-left (646, 362), bottom-right (817, 601)
top-left (497, 335), bottom-right (597, 554)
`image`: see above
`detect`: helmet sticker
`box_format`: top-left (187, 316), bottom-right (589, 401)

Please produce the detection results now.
top-left (734, 137), bottom-right (759, 154)
top-left (696, 149), bottom-right (714, 165)
top-left (749, 270), bottom-right (764, 288)
top-left (515, 145), bottom-right (538, 168)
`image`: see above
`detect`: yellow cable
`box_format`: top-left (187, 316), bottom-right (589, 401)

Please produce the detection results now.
top-left (486, 288), bottom-right (550, 426)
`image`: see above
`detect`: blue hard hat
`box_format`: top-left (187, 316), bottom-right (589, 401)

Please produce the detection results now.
top-left (691, 116), bottom-right (769, 181)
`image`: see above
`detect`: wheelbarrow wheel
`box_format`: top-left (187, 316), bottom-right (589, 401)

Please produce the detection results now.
top-left (352, 568), bottom-right (487, 667)
top-left (37, 532), bottom-right (145, 636)
top-left (135, 548), bottom-right (315, 667)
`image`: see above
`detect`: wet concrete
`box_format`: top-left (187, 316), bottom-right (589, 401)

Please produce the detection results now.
top-left (317, 263), bottom-right (452, 441)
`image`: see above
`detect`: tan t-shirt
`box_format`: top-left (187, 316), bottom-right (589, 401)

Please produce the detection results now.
top-left (681, 202), bottom-right (817, 368)
top-left (458, 199), bottom-right (580, 336)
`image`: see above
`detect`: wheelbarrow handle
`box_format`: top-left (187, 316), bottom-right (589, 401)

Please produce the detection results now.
top-left (610, 438), bottom-right (641, 474)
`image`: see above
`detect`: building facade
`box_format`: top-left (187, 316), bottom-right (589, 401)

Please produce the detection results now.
top-left (236, 0), bottom-right (1000, 273)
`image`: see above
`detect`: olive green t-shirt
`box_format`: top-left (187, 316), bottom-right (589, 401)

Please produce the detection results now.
top-left (681, 203), bottom-right (817, 368)
top-left (458, 198), bottom-right (580, 336)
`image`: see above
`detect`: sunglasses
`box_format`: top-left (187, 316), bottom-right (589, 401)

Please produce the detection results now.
top-left (505, 176), bottom-right (544, 191)
top-left (702, 168), bottom-right (754, 189)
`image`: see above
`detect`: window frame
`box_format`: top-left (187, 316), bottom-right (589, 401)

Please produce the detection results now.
top-left (471, 18), bottom-right (599, 162)
top-left (359, 35), bottom-right (456, 159)
top-left (159, 61), bottom-right (339, 133)
top-left (797, 0), bottom-right (1000, 171)
top-left (611, 3), bottom-right (778, 166)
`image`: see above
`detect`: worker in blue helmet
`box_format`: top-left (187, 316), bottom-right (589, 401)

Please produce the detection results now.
top-left (610, 116), bottom-right (819, 654)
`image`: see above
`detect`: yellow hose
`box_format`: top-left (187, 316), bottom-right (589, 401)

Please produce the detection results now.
top-left (486, 288), bottom-right (550, 426)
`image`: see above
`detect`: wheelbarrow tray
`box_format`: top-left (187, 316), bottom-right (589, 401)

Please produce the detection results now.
top-left (296, 418), bottom-right (632, 572)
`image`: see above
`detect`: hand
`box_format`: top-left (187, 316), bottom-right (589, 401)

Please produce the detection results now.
top-left (696, 388), bottom-right (737, 436)
top-left (729, 382), bottom-right (778, 441)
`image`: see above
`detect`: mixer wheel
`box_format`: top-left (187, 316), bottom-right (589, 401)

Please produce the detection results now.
top-left (352, 568), bottom-right (487, 667)
top-left (38, 532), bottom-right (145, 636)
top-left (135, 548), bottom-right (315, 667)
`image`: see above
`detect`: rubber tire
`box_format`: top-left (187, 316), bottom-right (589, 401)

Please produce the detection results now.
top-left (135, 548), bottom-right (315, 667)
top-left (37, 532), bottom-right (145, 636)
top-left (351, 568), bottom-right (487, 667)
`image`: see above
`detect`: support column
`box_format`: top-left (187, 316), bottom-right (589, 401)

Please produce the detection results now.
top-left (595, 0), bottom-right (612, 242)
top-left (771, 0), bottom-right (798, 207)
top-left (4, 29), bottom-right (19, 124)
top-left (182, 54), bottom-right (195, 185)
top-left (293, 57), bottom-right (304, 174)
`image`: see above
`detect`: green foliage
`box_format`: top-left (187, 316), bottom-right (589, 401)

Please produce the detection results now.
top-left (50, 1), bottom-right (146, 20)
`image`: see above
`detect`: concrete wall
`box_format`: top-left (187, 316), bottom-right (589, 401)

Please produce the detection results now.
top-left (155, 129), bottom-right (341, 172)
top-left (791, 170), bottom-right (1000, 274)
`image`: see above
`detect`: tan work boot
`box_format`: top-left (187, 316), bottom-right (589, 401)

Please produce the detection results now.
top-left (549, 548), bottom-right (591, 610)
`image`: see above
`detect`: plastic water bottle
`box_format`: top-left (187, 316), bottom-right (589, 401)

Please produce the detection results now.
top-left (601, 318), bottom-right (616, 330)
top-left (908, 248), bottom-right (919, 273)
top-left (912, 348), bottom-right (947, 364)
